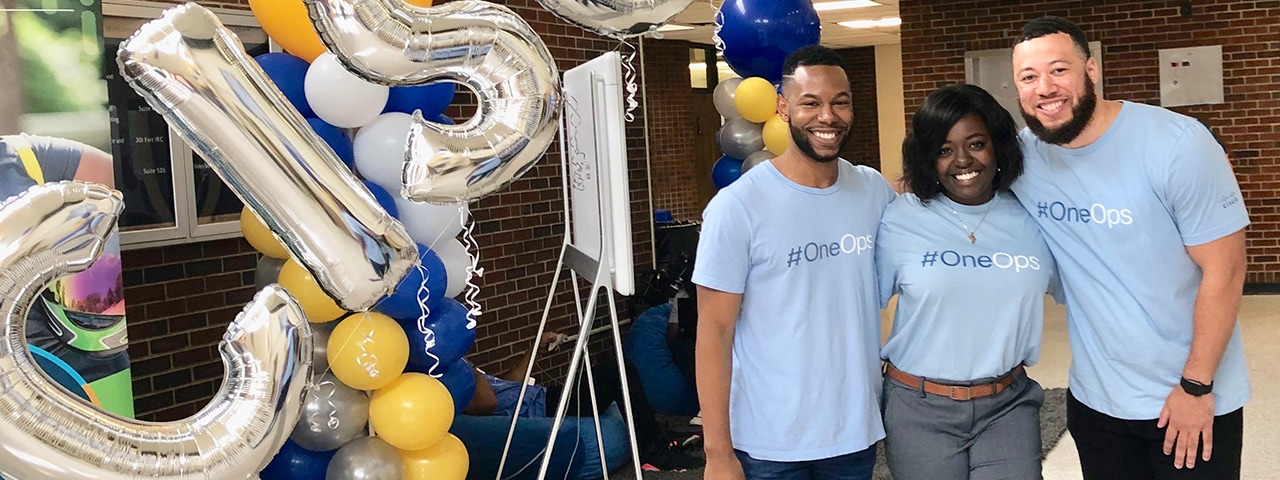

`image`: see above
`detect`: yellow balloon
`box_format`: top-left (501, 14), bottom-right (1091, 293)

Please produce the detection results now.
top-left (400, 434), bottom-right (468, 480)
top-left (370, 373), bottom-right (455, 451)
top-left (763, 114), bottom-right (790, 156)
top-left (240, 207), bottom-right (290, 260)
top-left (328, 312), bottom-right (410, 390)
top-left (249, 0), bottom-right (326, 62)
top-left (734, 77), bottom-right (778, 123)
top-left (277, 260), bottom-right (347, 323)
top-left (404, 0), bottom-right (434, 5)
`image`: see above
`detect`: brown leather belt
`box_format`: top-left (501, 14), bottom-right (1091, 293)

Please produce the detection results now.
top-left (885, 363), bottom-right (1024, 401)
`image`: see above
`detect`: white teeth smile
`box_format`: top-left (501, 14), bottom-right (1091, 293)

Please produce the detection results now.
top-left (813, 131), bottom-right (836, 140)
top-left (1040, 100), bottom-right (1065, 111)
top-left (954, 171), bottom-right (978, 181)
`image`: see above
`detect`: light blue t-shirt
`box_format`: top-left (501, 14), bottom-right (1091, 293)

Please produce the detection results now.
top-left (1011, 101), bottom-right (1250, 420)
top-left (876, 192), bottom-right (1057, 381)
top-left (693, 159), bottom-right (894, 462)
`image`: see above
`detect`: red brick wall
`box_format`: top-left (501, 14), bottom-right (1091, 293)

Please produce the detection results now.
top-left (123, 0), bottom-right (654, 420)
top-left (839, 46), bottom-right (881, 170)
top-left (899, 0), bottom-right (1280, 285)
top-left (644, 40), bottom-right (703, 221)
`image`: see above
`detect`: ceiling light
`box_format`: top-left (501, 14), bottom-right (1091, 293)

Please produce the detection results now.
top-left (656, 24), bottom-right (694, 32)
top-left (838, 17), bottom-right (902, 29)
top-left (813, 0), bottom-right (880, 11)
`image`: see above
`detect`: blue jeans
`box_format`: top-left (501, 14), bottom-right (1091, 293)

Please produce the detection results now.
top-left (734, 446), bottom-right (876, 480)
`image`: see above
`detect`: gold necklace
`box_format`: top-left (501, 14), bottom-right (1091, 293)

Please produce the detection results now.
top-left (947, 195), bottom-right (999, 244)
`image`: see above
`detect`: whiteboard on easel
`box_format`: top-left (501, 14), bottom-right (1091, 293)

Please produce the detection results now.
top-left (561, 51), bottom-right (634, 296)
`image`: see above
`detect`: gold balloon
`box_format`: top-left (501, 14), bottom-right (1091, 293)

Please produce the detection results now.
top-left (248, 0), bottom-right (325, 62)
top-left (277, 259), bottom-right (347, 323)
top-left (240, 207), bottom-right (290, 259)
top-left (369, 373), bottom-right (454, 451)
top-left (734, 77), bottom-right (778, 123)
top-left (328, 312), bottom-right (410, 390)
top-left (763, 114), bottom-right (791, 156)
top-left (399, 433), bottom-right (468, 480)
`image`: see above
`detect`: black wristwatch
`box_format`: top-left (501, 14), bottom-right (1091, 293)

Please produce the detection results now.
top-left (1180, 377), bottom-right (1213, 397)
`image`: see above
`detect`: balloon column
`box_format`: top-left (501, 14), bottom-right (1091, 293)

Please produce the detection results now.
top-left (706, 0), bottom-right (821, 188)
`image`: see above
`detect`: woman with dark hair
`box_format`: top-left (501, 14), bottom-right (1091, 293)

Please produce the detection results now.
top-left (874, 84), bottom-right (1059, 480)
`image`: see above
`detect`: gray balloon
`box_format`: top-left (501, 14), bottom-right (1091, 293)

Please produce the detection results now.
top-left (741, 150), bottom-right (775, 174)
top-left (713, 78), bottom-right (743, 119)
top-left (311, 328), bottom-right (332, 375)
top-left (718, 117), bottom-right (765, 161)
top-left (254, 255), bottom-right (286, 290)
top-left (326, 437), bottom-right (405, 480)
top-left (291, 373), bottom-right (369, 452)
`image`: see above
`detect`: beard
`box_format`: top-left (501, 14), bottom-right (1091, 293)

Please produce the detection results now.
top-left (1022, 76), bottom-right (1098, 146)
top-left (789, 124), bottom-right (850, 163)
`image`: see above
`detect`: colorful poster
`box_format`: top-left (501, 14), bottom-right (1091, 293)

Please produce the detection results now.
top-left (0, 0), bottom-right (133, 418)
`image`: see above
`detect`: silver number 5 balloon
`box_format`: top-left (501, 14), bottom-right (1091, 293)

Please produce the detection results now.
top-left (304, 0), bottom-right (562, 204)
top-left (0, 182), bottom-right (311, 480)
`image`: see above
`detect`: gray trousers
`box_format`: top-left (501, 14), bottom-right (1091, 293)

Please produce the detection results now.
top-left (881, 369), bottom-right (1045, 480)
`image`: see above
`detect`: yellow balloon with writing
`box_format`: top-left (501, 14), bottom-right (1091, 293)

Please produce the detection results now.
top-left (370, 373), bottom-right (455, 451)
top-left (763, 114), bottom-right (790, 156)
top-left (248, 0), bottom-right (326, 62)
top-left (734, 77), bottom-right (778, 123)
top-left (277, 260), bottom-right (347, 323)
top-left (327, 312), bottom-right (410, 390)
top-left (240, 207), bottom-right (290, 260)
top-left (399, 433), bottom-right (468, 480)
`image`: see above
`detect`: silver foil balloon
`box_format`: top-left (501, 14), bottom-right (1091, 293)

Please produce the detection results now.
top-left (290, 373), bottom-right (369, 452)
top-left (535, 0), bottom-right (694, 38)
top-left (325, 437), bottom-right (405, 480)
top-left (116, 3), bottom-right (417, 311)
top-left (304, 0), bottom-right (561, 204)
top-left (0, 182), bottom-right (312, 480)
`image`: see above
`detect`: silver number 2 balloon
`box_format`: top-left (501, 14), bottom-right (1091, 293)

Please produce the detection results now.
top-left (304, 0), bottom-right (562, 204)
top-left (0, 182), bottom-right (312, 480)
top-left (117, 3), bottom-right (417, 311)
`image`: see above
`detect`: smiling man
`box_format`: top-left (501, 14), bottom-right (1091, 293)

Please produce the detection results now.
top-left (693, 45), bottom-right (896, 480)
top-left (1009, 16), bottom-right (1249, 480)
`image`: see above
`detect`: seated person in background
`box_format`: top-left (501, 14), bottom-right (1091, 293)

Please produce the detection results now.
top-left (465, 333), bottom-right (702, 472)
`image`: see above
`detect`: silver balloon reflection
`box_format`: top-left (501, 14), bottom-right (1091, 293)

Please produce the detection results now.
top-left (535, 0), bottom-right (694, 38)
top-left (304, 0), bottom-right (561, 204)
top-left (290, 373), bottom-right (369, 452)
top-left (326, 437), bottom-right (405, 480)
top-left (0, 182), bottom-right (312, 480)
top-left (117, 3), bottom-right (416, 311)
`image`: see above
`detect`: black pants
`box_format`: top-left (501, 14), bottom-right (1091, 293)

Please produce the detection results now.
top-left (1066, 390), bottom-right (1242, 480)
top-left (546, 357), bottom-right (662, 450)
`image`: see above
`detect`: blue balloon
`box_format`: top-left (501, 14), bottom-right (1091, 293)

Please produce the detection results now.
top-left (437, 358), bottom-right (477, 413)
top-left (362, 180), bottom-right (399, 218)
top-left (432, 113), bottom-right (456, 125)
top-left (712, 156), bottom-right (744, 189)
top-left (255, 53), bottom-right (314, 117)
top-left (401, 297), bottom-right (476, 376)
top-left (260, 439), bottom-right (334, 480)
top-left (306, 117), bottom-right (355, 168)
top-left (385, 82), bottom-right (457, 118)
top-left (377, 244), bottom-right (448, 321)
top-left (718, 0), bottom-right (821, 83)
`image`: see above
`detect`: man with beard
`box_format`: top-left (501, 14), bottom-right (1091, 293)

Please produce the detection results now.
top-left (693, 45), bottom-right (895, 480)
top-left (1010, 16), bottom-right (1248, 480)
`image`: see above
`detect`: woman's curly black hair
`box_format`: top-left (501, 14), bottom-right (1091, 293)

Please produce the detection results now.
top-left (901, 84), bottom-right (1024, 202)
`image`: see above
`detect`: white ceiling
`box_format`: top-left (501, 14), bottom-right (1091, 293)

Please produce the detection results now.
top-left (656, 0), bottom-right (901, 49)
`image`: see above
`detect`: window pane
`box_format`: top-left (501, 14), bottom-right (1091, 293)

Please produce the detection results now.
top-left (102, 34), bottom-right (176, 232)
top-left (690, 48), bottom-right (707, 89)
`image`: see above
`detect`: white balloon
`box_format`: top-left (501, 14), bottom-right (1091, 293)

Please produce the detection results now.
top-left (394, 196), bottom-right (467, 247)
top-left (433, 238), bottom-right (472, 298)
top-left (354, 112), bottom-right (415, 193)
top-left (305, 52), bottom-right (389, 128)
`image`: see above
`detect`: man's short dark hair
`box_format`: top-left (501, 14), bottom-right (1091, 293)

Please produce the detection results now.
top-left (781, 45), bottom-right (849, 81)
top-left (902, 84), bottom-right (1024, 202)
top-left (1015, 15), bottom-right (1091, 59)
